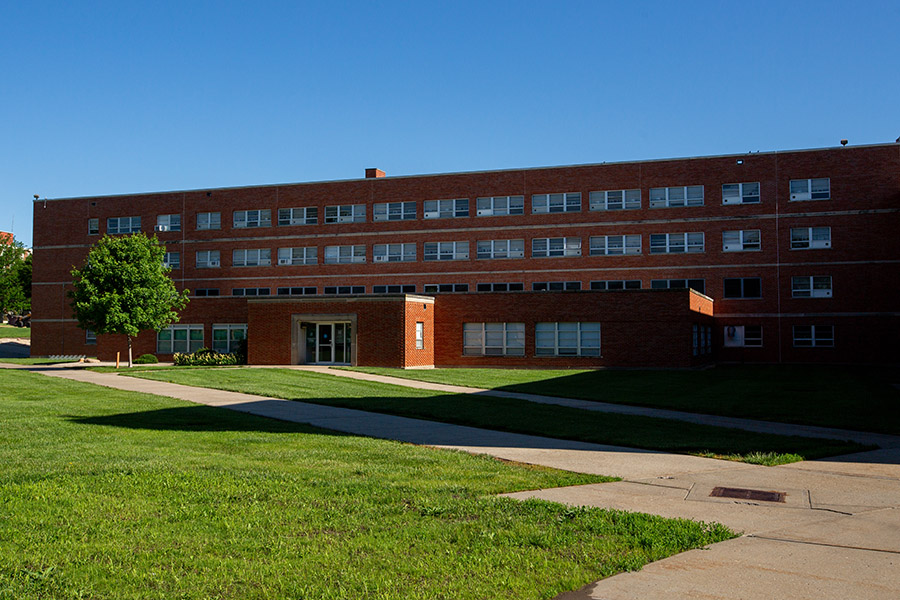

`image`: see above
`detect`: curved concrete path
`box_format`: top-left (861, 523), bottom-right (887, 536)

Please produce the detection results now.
top-left (6, 362), bottom-right (900, 599)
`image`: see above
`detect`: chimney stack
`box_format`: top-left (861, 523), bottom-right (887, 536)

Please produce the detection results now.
top-left (365, 168), bottom-right (386, 179)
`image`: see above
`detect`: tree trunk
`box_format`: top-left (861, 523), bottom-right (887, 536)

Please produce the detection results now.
top-left (127, 336), bottom-right (133, 368)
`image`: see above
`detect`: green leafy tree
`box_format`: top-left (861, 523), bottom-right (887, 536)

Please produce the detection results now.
top-left (70, 233), bottom-right (189, 366)
top-left (0, 237), bottom-right (29, 316)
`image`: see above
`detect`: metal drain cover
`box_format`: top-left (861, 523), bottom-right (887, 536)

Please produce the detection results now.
top-left (710, 486), bottom-right (786, 503)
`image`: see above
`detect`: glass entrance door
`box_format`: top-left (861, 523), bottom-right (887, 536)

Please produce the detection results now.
top-left (304, 322), bottom-right (352, 365)
top-left (317, 323), bottom-right (333, 363)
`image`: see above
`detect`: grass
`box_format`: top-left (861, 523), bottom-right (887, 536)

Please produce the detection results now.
top-left (0, 323), bottom-right (30, 338)
top-left (343, 365), bottom-right (900, 435)
top-left (0, 369), bottom-right (735, 600)
top-left (124, 368), bottom-right (866, 465)
top-left (0, 358), bottom-right (80, 365)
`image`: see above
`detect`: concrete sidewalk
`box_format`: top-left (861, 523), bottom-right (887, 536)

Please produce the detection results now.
top-left (10, 363), bottom-right (900, 599)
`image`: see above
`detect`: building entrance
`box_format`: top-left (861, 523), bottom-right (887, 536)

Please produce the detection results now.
top-left (302, 322), bottom-right (352, 365)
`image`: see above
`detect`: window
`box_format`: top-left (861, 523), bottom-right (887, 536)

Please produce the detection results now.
top-left (723, 325), bottom-right (763, 347)
top-left (792, 276), bottom-right (833, 298)
top-left (793, 325), bottom-right (834, 347)
top-left (723, 277), bottom-right (762, 299)
top-left (372, 284), bottom-right (417, 294)
top-left (156, 214), bottom-right (181, 232)
top-left (232, 248), bottom-right (272, 267)
top-left (324, 285), bottom-right (365, 294)
top-left (791, 227), bottom-right (831, 250)
top-left (85, 329), bottom-right (97, 345)
top-left (423, 283), bottom-right (469, 293)
top-left (374, 201), bottom-right (416, 221)
top-left (590, 280), bottom-right (642, 290)
top-left (415, 322), bottom-right (424, 350)
top-left (163, 252), bottom-right (180, 269)
top-left (277, 247), bottom-right (317, 266)
top-left (194, 288), bottom-right (220, 297)
top-left (423, 241), bottom-right (469, 261)
top-left (424, 198), bottom-right (469, 219)
top-left (532, 193), bottom-right (581, 213)
top-left (790, 178), bottom-right (830, 201)
top-left (692, 324), bottom-right (713, 356)
top-left (325, 204), bottom-right (366, 224)
top-left (88, 218), bottom-right (99, 235)
top-left (373, 243), bottom-right (416, 263)
top-left (277, 287), bottom-right (317, 296)
top-left (535, 322), bottom-right (601, 356)
top-left (196, 250), bottom-right (220, 268)
top-left (533, 281), bottom-right (581, 291)
top-left (476, 282), bottom-right (524, 292)
top-left (324, 245), bottom-right (366, 264)
top-left (532, 237), bottom-right (581, 258)
top-left (476, 239), bottom-right (525, 259)
top-left (649, 232), bottom-right (704, 253)
top-left (722, 230), bottom-right (761, 252)
top-left (233, 209), bottom-right (271, 228)
top-left (589, 189), bottom-right (641, 211)
top-left (157, 324), bottom-right (203, 354)
top-left (589, 235), bottom-right (641, 256)
top-left (651, 279), bottom-right (706, 294)
top-left (722, 182), bottom-right (760, 205)
top-left (107, 216), bottom-right (141, 234)
top-left (212, 324), bottom-right (246, 354)
top-left (463, 323), bottom-right (525, 356)
top-left (278, 207), bottom-right (318, 226)
top-left (232, 288), bottom-right (270, 296)
top-left (649, 185), bottom-right (704, 208)
top-left (475, 196), bottom-right (524, 216)
top-left (197, 212), bottom-right (221, 230)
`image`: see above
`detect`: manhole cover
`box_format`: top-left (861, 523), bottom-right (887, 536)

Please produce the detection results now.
top-left (709, 486), bottom-right (786, 503)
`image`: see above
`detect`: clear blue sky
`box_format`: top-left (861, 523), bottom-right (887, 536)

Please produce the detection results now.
top-left (3, 1), bottom-right (898, 247)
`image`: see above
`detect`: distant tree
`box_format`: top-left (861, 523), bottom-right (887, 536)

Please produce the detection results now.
top-left (70, 234), bottom-right (189, 366)
top-left (0, 237), bottom-right (28, 316)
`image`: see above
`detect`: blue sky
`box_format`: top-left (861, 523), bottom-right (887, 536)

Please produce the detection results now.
top-left (2, 1), bottom-right (898, 247)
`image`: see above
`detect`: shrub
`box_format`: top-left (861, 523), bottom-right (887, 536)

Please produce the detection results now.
top-left (174, 347), bottom-right (242, 366)
top-left (133, 354), bottom-right (159, 364)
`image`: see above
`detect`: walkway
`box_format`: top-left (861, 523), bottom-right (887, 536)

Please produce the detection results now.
top-left (7, 362), bottom-right (900, 599)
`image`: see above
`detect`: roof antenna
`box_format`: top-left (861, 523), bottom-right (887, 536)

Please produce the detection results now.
top-left (840, 139), bottom-right (848, 146)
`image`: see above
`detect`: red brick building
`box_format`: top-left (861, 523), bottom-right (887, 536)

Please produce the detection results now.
top-left (31, 143), bottom-right (900, 367)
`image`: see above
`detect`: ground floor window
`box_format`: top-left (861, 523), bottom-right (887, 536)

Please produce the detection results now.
top-left (157, 324), bottom-right (204, 354)
top-left (535, 322), bottom-right (600, 356)
top-left (793, 325), bottom-right (834, 347)
top-left (212, 324), bottom-right (247, 353)
top-left (85, 329), bottom-right (96, 345)
top-left (415, 322), bottom-right (424, 349)
top-left (463, 323), bottom-right (525, 356)
top-left (723, 325), bottom-right (762, 347)
top-left (692, 324), bottom-right (713, 356)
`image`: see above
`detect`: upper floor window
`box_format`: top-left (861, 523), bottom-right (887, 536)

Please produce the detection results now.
top-left (325, 204), bottom-right (365, 224)
top-left (156, 214), bottom-right (181, 232)
top-left (649, 232), bottom-right (704, 254)
top-left (374, 202), bottom-right (416, 221)
top-left (651, 279), bottom-right (705, 294)
top-left (423, 283), bottom-right (469, 293)
top-left (722, 182), bottom-right (760, 205)
top-left (278, 207), bottom-right (317, 226)
top-left (649, 186), bottom-right (703, 208)
top-left (232, 248), bottom-right (271, 267)
top-left (475, 196), bottom-right (524, 217)
top-left (591, 280), bottom-right (641, 290)
top-left (196, 250), bottom-right (220, 268)
top-left (194, 288), bottom-right (220, 297)
top-left (232, 288), bottom-right (270, 297)
top-left (324, 245), bottom-right (366, 264)
top-left (372, 284), bottom-right (417, 294)
top-left (532, 193), bottom-right (581, 213)
top-left (792, 276), bottom-right (832, 298)
top-left (162, 252), bottom-right (180, 269)
top-left (535, 322), bottom-right (601, 356)
top-left (476, 282), bottom-right (524, 292)
top-left (424, 198), bottom-right (469, 219)
top-left (790, 178), bottom-right (830, 201)
top-left (234, 209), bottom-right (271, 228)
top-left (197, 212), bottom-right (221, 230)
top-left (463, 322), bottom-right (525, 356)
top-left (277, 286), bottom-right (317, 296)
top-left (589, 189), bottom-right (641, 211)
top-left (373, 243), bottom-right (416, 262)
top-left (723, 277), bottom-right (762, 299)
top-left (277, 247), bottom-right (317, 266)
top-left (533, 281), bottom-right (581, 291)
top-left (324, 285), bottom-right (365, 294)
top-left (793, 325), bottom-right (834, 347)
top-left (589, 235), bottom-right (641, 256)
top-left (532, 237), bottom-right (581, 258)
top-left (107, 216), bottom-right (141, 235)
top-left (791, 227), bottom-right (831, 250)
top-left (88, 218), bottom-right (99, 235)
top-left (476, 239), bottom-right (525, 260)
top-left (722, 229), bottom-right (761, 252)
top-left (423, 241), bottom-right (469, 261)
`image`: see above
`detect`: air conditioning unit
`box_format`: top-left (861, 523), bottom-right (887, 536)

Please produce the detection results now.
top-left (476, 209), bottom-right (491, 216)
top-left (722, 196), bottom-right (742, 205)
top-left (812, 289), bottom-right (833, 298)
top-left (155, 225), bottom-right (169, 232)
top-left (208, 260), bottom-right (220, 267)
top-left (260, 259), bottom-right (271, 266)
top-left (278, 258), bottom-right (291, 265)
top-left (424, 211), bottom-right (439, 219)
top-left (810, 240), bottom-right (831, 249)
top-left (374, 255), bottom-right (387, 262)
top-left (791, 192), bottom-right (811, 201)
top-left (723, 244), bottom-right (735, 251)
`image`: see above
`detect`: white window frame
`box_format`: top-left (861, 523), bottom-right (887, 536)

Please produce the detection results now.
top-left (277, 207), bottom-right (317, 226)
top-left (790, 178), bottom-right (830, 201)
top-left (476, 239), bottom-right (525, 260)
top-left (532, 281), bottom-right (581, 291)
top-left (85, 329), bottom-right (97, 345)
top-left (424, 198), bottom-right (469, 219)
top-left (156, 214), bottom-right (181, 232)
top-left (722, 229), bottom-right (761, 252)
top-left (532, 237), bottom-right (581, 258)
top-left (196, 250), bottom-right (220, 268)
top-left (107, 216), bottom-right (141, 235)
top-left (325, 204), bottom-right (366, 224)
top-left (157, 324), bottom-right (204, 354)
top-left (373, 243), bottom-right (416, 263)
top-left (531, 193), bottom-right (581, 213)
top-left (212, 324), bottom-right (247, 354)
top-left (590, 280), bottom-right (642, 290)
top-left (233, 209), bottom-right (271, 229)
top-left (415, 322), bottom-right (424, 350)
top-left (793, 325), bottom-right (834, 347)
top-left (423, 241), bottom-right (469, 261)
top-left (324, 245), bottom-right (366, 264)
top-left (374, 201), bottom-right (416, 221)
top-left (649, 186), bottom-right (704, 208)
top-left (372, 284), bottom-right (416, 294)
top-left (791, 227), bottom-right (831, 250)
top-left (88, 218), bottom-right (99, 235)
top-left (589, 234), bottom-right (641, 256)
top-left (423, 283), bottom-right (469, 293)
top-left (463, 322), bottom-right (525, 356)
top-left (277, 247), bottom-right (317, 266)
top-left (197, 212), bottom-right (221, 230)
top-left (722, 182), bottom-right (760, 205)
top-left (232, 248), bottom-right (272, 267)
top-left (277, 286), bottom-right (317, 296)
top-left (723, 325), bottom-right (763, 348)
top-left (791, 276), bottom-right (833, 298)
top-left (162, 252), bottom-right (180, 269)
top-left (232, 288), bottom-right (270, 297)
top-left (324, 285), bottom-right (365, 294)
top-left (535, 322), bottom-right (600, 357)
top-left (589, 189), bottom-right (641, 211)
top-left (649, 232), bottom-right (704, 254)
top-left (475, 196), bottom-right (524, 217)
top-left (476, 282), bottom-right (524, 292)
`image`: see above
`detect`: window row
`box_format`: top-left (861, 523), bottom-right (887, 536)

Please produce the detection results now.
top-left (156, 324), bottom-right (247, 354)
top-left (463, 322), bottom-right (601, 357)
top-left (722, 325), bottom-right (834, 348)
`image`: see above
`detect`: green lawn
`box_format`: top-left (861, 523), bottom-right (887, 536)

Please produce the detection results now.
top-left (0, 369), bottom-right (734, 600)
top-left (344, 366), bottom-right (900, 435)
top-left (125, 368), bottom-right (866, 464)
top-left (0, 323), bottom-right (30, 338)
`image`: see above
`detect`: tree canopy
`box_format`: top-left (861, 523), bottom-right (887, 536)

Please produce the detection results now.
top-left (0, 237), bottom-right (29, 315)
top-left (70, 233), bottom-right (189, 365)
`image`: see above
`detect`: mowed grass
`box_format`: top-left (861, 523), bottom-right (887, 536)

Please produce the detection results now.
top-left (0, 323), bottom-right (30, 338)
top-left (344, 366), bottom-right (900, 435)
top-left (0, 369), bottom-right (734, 600)
top-left (125, 368), bottom-right (866, 464)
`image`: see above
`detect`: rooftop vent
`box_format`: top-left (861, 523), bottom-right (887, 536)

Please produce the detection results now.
top-left (365, 168), bottom-right (386, 179)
